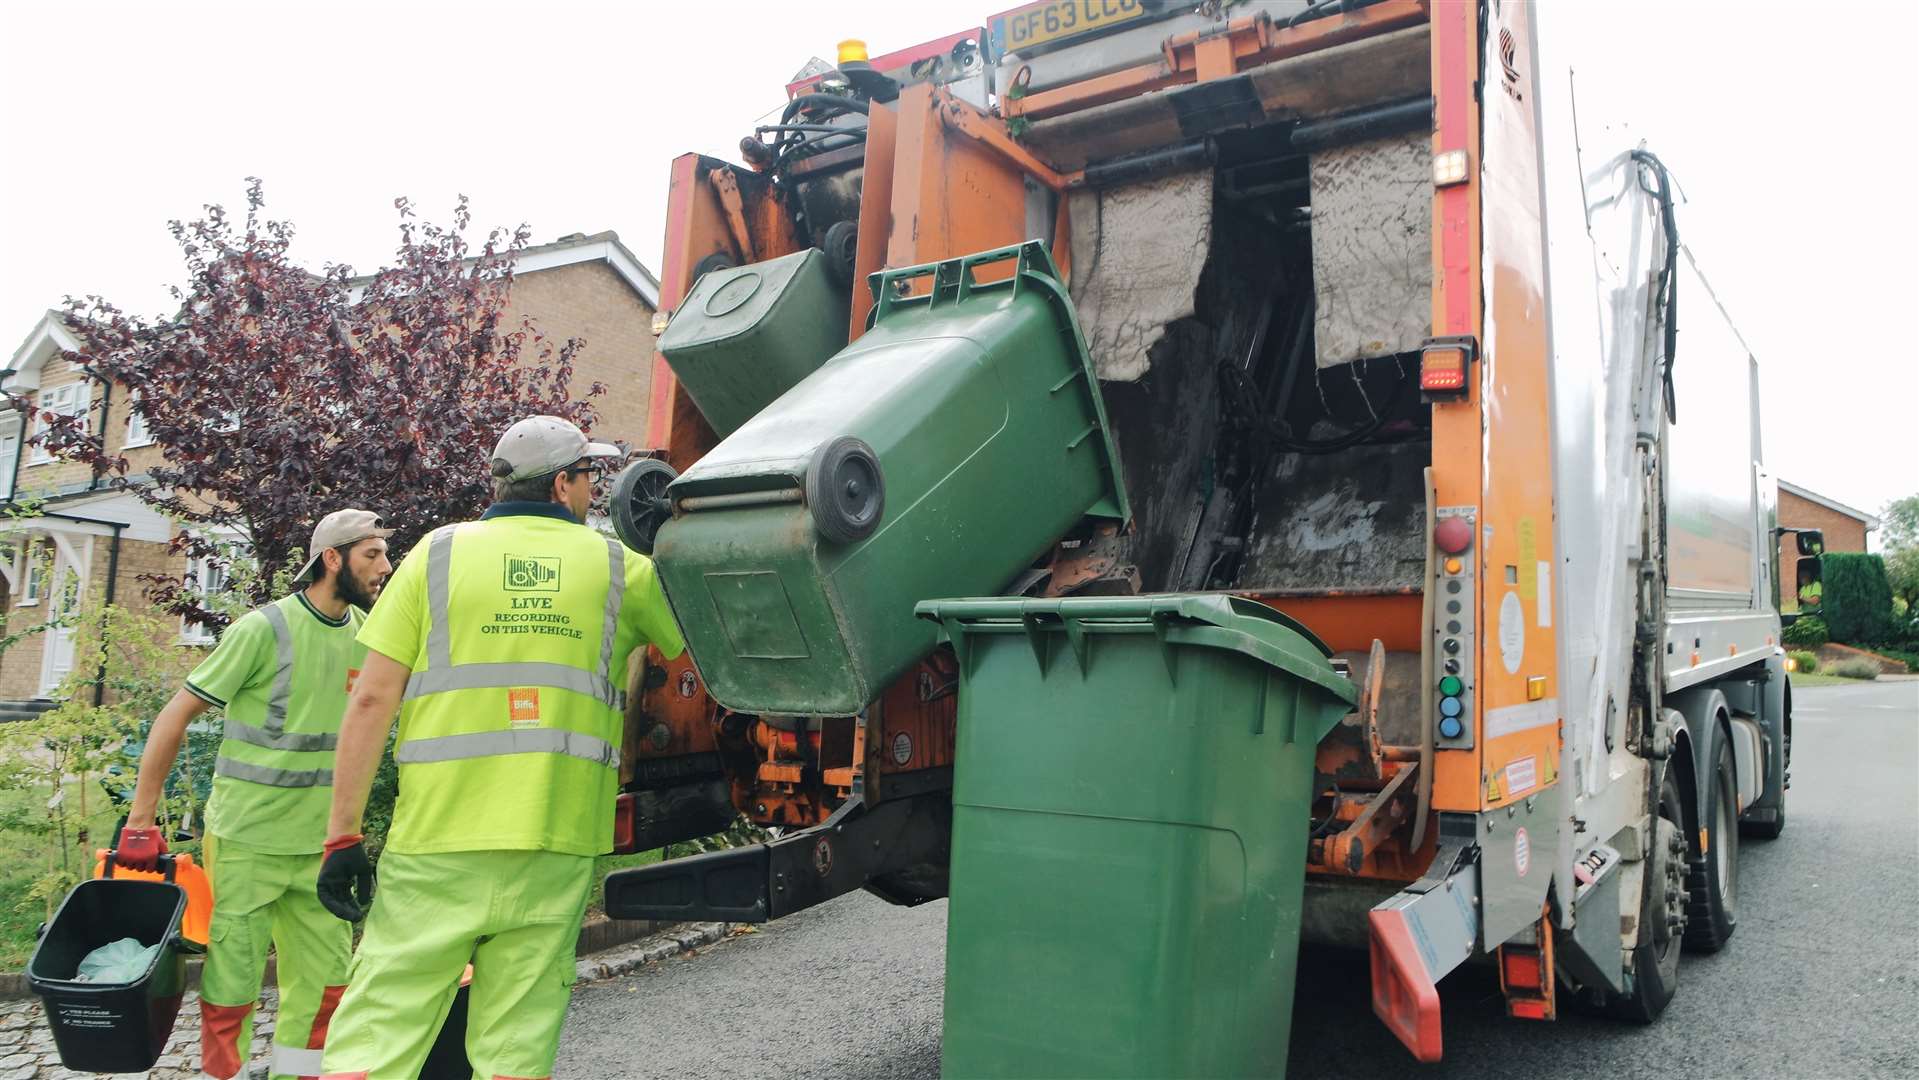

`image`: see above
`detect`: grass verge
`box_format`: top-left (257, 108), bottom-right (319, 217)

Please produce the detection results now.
top-left (1789, 672), bottom-right (1856, 687)
top-left (588, 849), bottom-right (662, 917)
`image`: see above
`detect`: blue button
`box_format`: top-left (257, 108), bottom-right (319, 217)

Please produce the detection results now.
top-left (1440, 696), bottom-right (1463, 718)
top-left (1439, 715), bottom-right (1463, 739)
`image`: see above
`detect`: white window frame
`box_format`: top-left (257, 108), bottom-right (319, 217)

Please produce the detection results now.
top-left (0, 426), bottom-right (19, 501)
top-left (179, 552), bottom-right (231, 645)
top-left (29, 382), bottom-right (87, 464)
top-left (20, 546), bottom-right (47, 607)
top-left (124, 394), bottom-right (154, 449)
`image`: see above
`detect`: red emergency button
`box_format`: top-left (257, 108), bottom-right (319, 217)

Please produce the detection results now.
top-left (1435, 516), bottom-right (1473, 555)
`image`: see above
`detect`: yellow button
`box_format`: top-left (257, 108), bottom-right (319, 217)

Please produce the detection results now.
top-left (1444, 557), bottom-right (1463, 575)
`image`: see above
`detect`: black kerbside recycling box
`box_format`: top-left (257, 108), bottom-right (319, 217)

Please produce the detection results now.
top-left (28, 878), bottom-right (189, 1072)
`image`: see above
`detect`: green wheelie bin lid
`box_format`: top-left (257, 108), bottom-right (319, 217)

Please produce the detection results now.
top-left (916, 593), bottom-right (1356, 1080)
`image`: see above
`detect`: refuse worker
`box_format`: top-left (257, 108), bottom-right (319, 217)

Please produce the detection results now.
top-left (316, 415), bottom-right (685, 1079)
top-left (116, 509), bottom-right (395, 1080)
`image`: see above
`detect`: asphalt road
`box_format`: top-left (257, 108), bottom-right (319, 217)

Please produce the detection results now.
top-left (560, 680), bottom-right (1919, 1078)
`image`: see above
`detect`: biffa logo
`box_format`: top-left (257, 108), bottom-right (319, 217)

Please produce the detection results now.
top-left (509, 688), bottom-right (541, 725)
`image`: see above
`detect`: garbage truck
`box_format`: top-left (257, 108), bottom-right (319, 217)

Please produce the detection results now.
top-left (602, 0), bottom-right (1806, 1064)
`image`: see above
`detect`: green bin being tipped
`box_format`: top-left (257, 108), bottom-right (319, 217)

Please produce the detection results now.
top-left (656, 248), bottom-right (850, 439)
top-left (916, 594), bottom-right (1357, 1080)
top-left (653, 241), bottom-right (1127, 716)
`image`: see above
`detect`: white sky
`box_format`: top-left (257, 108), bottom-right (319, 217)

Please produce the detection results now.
top-left (3, 1), bottom-right (1914, 521)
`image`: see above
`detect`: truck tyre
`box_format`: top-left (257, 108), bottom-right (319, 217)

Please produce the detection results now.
top-left (1608, 762), bottom-right (1686, 1023)
top-left (1684, 735), bottom-right (1739, 951)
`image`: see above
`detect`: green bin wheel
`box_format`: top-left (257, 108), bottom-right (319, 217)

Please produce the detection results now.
top-left (611, 458), bottom-right (678, 555)
top-left (691, 252), bottom-right (736, 288)
top-left (820, 221), bottom-right (860, 289)
top-left (806, 435), bottom-right (884, 545)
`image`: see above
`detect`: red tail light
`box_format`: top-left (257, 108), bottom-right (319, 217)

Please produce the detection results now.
top-left (613, 792), bottom-right (637, 853)
top-left (1420, 335), bottom-right (1478, 396)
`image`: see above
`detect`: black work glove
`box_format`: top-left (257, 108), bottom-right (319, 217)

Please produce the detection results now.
top-left (317, 834), bottom-right (376, 922)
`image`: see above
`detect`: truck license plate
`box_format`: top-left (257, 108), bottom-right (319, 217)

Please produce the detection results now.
top-left (989, 0), bottom-right (1149, 56)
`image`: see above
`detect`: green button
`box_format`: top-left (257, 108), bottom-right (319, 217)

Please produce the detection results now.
top-left (1438, 675), bottom-right (1463, 696)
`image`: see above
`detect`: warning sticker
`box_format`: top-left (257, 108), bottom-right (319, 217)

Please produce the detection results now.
top-left (1504, 756), bottom-right (1538, 798)
top-left (1499, 591), bottom-right (1525, 674)
top-left (1514, 826), bottom-right (1531, 877)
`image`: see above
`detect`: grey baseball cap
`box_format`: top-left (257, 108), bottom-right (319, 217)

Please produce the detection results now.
top-left (491, 415), bottom-right (621, 482)
top-left (293, 509), bottom-right (395, 584)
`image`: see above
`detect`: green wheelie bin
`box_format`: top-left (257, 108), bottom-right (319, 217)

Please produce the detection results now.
top-left (652, 241), bottom-right (1127, 716)
top-left (656, 247), bottom-right (850, 439)
top-left (916, 594), bottom-right (1357, 1080)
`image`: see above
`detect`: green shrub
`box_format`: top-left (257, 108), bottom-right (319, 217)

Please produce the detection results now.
top-left (361, 736), bottom-right (401, 859)
top-left (1829, 657), bottom-right (1882, 680)
top-left (1785, 650), bottom-right (1819, 674)
top-left (1820, 553), bottom-right (1895, 645)
top-left (1870, 647), bottom-right (1919, 674)
top-left (1781, 615), bottom-right (1829, 649)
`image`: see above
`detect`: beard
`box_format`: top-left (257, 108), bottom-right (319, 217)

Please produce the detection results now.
top-left (336, 565), bottom-right (382, 610)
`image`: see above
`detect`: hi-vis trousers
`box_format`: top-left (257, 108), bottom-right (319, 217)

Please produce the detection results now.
top-left (199, 835), bottom-right (352, 1080)
top-left (319, 848), bottom-right (594, 1080)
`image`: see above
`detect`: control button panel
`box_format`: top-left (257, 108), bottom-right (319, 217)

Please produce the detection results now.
top-left (1435, 506), bottom-right (1476, 750)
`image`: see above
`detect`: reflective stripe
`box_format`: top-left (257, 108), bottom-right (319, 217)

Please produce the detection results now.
top-left (214, 755), bottom-right (332, 788)
top-left (395, 727), bottom-right (618, 769)
top-left (598, 537), bottom-right (625, 683)
top-left (221, 718), bottom-right (338, 752)
top-left (405, 662), bottom-right (626, 711)
top-left (272, 1044), bottom-right (325, 1076)
top-left (402, 528), bottom-right (629, 712)
top-left (424, 527), bottom-right (457, 672)
top-left (259, 603), bottom-right (296, 733)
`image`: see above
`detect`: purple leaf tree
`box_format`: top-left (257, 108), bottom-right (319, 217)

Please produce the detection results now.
top-left (28, 179), bottom-right (605, 630)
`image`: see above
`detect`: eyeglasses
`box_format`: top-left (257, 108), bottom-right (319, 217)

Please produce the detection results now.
top-left (565, 466), bottom-right (600, 479)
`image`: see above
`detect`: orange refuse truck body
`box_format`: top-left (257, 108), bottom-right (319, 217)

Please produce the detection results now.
top-left (606, 0), bottom-right (1794, 1060)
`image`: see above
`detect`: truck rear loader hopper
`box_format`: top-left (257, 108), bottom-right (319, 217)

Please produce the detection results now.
top-left (604, 0), bottom-right (1797, 1067)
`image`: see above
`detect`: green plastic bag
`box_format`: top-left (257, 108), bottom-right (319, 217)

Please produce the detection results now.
top-left (76, 937), bottom-right (160, 984)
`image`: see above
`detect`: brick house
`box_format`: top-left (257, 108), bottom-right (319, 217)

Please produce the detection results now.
top-left (0, 231), bottom-right (659, 716)
top-left (1777, 479), bottom-right (1880, 613)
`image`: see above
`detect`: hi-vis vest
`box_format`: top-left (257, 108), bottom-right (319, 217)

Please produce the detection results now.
top-left (195, 594), bottom-right (367, 854)
top-left (378, 514), bottom-right (655, 857)
top-left (212, 601), bottom-right (351, 788)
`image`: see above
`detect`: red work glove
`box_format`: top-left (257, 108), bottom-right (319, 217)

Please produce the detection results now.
top-left (317, 834), bottom-right (376, 922)
top-left (116, 826), bottom-right (167, 873)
